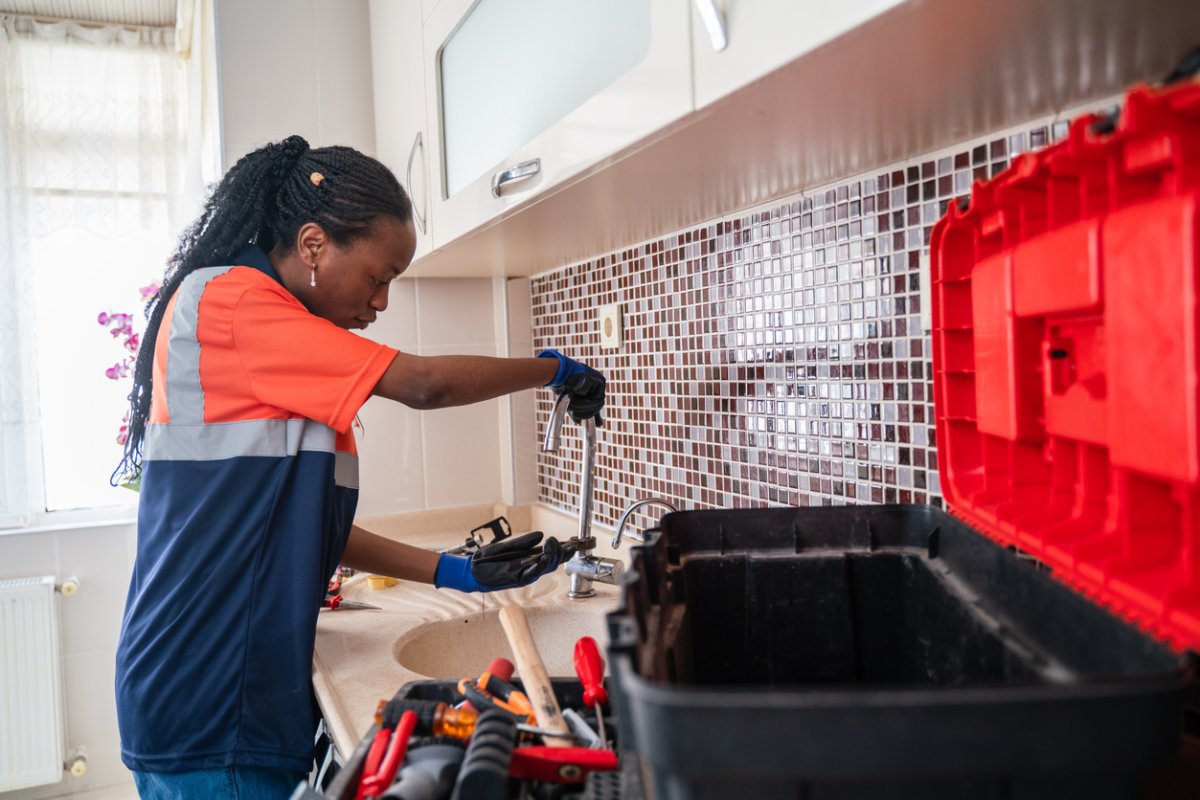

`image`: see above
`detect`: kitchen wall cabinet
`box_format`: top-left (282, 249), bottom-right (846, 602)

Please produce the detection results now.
top-left (690, 0), bottom-right (907, 109)
top-left (377, 0), bottom-right (1200, 278)
top-left (368, 0), bottom-right (434, 260)
top-left (421, 0), bottom-right (693, 250)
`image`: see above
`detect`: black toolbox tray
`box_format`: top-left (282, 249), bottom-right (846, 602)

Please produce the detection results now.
top-left (606, 505), bottom-right (1193, 800)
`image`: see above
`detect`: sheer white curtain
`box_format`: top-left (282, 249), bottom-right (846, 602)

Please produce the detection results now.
top-left (0, 12), bottom-right (208, 521)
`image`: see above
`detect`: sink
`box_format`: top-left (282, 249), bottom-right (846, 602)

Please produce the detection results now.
top-left (394, 603), bottom-right (611, 680)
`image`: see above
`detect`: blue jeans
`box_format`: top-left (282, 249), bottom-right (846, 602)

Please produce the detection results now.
top-left (133, 767), bottom-right (306, 800)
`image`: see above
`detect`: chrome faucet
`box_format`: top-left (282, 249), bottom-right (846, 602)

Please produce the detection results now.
top-left (612, 497), bottom-right (678, 549)
top-left (543, 394), bottom-right (623, 599)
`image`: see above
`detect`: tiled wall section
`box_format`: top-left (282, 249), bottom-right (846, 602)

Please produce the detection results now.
top-left (531, 111), bottom-right (1093, 533)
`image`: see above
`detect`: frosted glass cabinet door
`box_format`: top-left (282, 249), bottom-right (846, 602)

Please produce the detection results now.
top-left (424, 0), bottom-right (692, 249)
top-left (691, 0), bottom-right (908, 109)
top-left (369, 0), bottom-right (434, 260)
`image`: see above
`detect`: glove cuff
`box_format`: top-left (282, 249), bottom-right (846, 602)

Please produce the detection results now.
top-left (537, 349), bottom-right (569, 388)
top-left (434, 553), bottom-right (484, 593)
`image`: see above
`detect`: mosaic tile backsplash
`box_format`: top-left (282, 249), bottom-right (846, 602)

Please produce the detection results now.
top-left (531, 109), bottom-right (1096, 534)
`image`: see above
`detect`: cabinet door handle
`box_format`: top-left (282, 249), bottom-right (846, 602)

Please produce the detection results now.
top-left (491, 158), bottom-right (542, 198)
top-left (406, 131), bottom-right (428, 235)
top-left (694, 0), bottom-right (728, 52)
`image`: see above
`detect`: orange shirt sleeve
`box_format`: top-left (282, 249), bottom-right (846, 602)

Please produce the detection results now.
top-left (230, 282), bottom-right (399, 433)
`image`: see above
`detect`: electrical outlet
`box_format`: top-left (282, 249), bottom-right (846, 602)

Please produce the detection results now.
top-left (599, 303), bottom-right (623, 350)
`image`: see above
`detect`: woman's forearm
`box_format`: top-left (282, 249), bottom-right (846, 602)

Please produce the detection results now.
top-left (373, 353), bottom-right (557, 409)
top-left (339, 524), bottom-right (442, 583)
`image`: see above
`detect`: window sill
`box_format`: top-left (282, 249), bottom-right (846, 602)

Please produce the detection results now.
top-left (0, 505), bottom-right (138, 537)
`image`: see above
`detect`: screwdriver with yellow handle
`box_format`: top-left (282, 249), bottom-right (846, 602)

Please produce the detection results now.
top-left (374, 697), bottom-right (577, 743)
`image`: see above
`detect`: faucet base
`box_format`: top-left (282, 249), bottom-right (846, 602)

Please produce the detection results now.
top-left (568, 587), bottom-right (597, 599)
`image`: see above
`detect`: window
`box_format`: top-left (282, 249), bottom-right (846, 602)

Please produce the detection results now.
top-left (0, 12), bottom-right (209, 525)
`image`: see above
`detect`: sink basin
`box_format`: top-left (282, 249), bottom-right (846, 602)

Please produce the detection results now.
top-left (394, 603), bottom-right (611, 680)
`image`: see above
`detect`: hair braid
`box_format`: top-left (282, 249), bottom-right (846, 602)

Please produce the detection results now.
top-left (114, 136), bottom-right (412, 483)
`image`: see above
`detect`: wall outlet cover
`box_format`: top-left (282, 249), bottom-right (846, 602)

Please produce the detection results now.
top-left (599, 303), bottom-right (623, 349)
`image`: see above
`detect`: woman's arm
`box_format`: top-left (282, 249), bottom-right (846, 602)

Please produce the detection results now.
top-left (372, 352), bottom-right (557, 409)
top-left (339, 524), bottom-right (442, 583)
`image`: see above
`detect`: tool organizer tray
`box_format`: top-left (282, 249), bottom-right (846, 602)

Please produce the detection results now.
top-left (309, 678), bottom-right (637, 800)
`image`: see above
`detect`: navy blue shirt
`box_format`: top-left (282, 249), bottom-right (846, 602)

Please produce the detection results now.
top-left (115, 247), bottom-right (397, 773)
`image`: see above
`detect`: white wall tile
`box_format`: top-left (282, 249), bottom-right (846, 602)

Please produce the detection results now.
top-left (355, 397), bottom-right (427, 517)
top-left (420, 400), bottom-right (503, 507)
top-left (369, 279), bottom-right (419, 350)
top-left (505, 279), bottom-right (538, 504)
top-left (415, 279), bottom-right (497, 348)
top-left (415, 343), bottom-right (503, 507)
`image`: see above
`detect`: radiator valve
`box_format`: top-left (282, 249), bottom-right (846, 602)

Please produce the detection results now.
top-left (65, 750), bottom-right (87, 778)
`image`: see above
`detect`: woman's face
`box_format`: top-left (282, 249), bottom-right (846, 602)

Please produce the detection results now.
top-left (295, 216), bottom-right (416, 330)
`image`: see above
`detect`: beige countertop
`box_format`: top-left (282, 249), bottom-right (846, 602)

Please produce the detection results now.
top-left (312, 503), bottom-right (627, 757)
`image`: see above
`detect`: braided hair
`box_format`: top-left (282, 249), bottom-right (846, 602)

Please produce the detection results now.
top-left (114, 135), bottom-right (412, 482)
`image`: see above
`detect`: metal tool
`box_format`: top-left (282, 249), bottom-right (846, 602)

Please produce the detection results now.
top-left (561, 708), bottom-right (602, 749)
top-left (441, 516), bottom-right (513, 556)
top-left (573, 636), bottom-right (608, 746)
top-left (322, 594), bottom-right (379, 611)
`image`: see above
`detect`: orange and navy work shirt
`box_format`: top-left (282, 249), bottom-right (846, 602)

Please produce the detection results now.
top-left (115, 245), bottom-right (398, 775)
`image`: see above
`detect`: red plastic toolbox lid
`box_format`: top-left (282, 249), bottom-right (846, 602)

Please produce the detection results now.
top-left (930, 81), bottom-right (1200, 651)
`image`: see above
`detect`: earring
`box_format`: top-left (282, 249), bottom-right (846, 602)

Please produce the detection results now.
top-left (310, 262), bottom-right (317, 288)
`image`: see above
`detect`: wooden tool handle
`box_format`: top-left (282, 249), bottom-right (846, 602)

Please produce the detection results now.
top-left (498, 604), bottom-right (573, 748)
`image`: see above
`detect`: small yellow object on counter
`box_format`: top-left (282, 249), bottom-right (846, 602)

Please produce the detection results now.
top-left (367, 575), bottom-right (399, 590)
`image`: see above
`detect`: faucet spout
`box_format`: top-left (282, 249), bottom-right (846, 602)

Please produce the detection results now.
top-left (541, 393), bottom-right (610, 598)
top-left (542, 393), bottom-right (571, 453)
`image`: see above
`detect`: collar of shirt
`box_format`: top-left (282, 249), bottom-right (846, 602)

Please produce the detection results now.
top-left (231, 243), bottom-right (284, 285)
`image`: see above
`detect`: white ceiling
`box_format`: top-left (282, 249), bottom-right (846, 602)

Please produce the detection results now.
top-left (0, 0), bottom-right (175, 26)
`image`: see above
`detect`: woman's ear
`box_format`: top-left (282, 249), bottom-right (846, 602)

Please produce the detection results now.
top-left (295, 222), bottom-right (329, 264)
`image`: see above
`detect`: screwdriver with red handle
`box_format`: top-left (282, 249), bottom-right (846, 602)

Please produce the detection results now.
top-left (573, 636), bottom-right (608, 747)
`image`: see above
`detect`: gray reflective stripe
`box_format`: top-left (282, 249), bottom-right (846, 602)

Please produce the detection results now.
top-left (334, 451), bottom-right (359, 490)
top-left (151, 265), bottom-right (360, 490)
top-left (145, 418), bottom-right (337, 460)
top-left (165, 266), bottom-right (235, 425)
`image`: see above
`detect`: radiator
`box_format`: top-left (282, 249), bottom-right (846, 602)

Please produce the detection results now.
top-left (0, 575), bottom-right (65, 792)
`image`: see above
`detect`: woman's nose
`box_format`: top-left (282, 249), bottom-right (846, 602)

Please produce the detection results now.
top-left (370, 284), bottom-right (389, 312)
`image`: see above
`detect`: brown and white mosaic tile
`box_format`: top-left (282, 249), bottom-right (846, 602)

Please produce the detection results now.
top-left (531, 109), bottom-right (1101, 536)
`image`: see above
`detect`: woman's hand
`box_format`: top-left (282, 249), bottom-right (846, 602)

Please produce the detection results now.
top-left (433, 532), bottom-right (575, 592)
top-left (538, 349), bottom-right (606, 423)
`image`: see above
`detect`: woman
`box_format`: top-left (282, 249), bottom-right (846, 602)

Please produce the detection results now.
top-left (114, 135), bottom-right (604, 799)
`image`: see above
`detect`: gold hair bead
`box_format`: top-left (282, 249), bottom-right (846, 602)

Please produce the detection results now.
top-left (310, 171), bottom-right (325, 187)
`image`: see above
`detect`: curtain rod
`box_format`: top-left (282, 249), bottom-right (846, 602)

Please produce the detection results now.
top-left (0, 10), bottom-right (174, 33)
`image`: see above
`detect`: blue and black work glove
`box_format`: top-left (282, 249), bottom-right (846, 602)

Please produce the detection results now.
top-left (434, 531), bottom-right (575, 593)
top-left (537, 349), bottom-right (606, 423)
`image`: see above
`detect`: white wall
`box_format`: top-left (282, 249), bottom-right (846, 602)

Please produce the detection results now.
top-left (0, 523), bottom-right (136, 799)
top-left (215, 0), bottom-right (377, 164)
